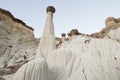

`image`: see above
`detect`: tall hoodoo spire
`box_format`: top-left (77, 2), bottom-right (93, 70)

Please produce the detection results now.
top-left (38, 6), bottom-right (56, 58)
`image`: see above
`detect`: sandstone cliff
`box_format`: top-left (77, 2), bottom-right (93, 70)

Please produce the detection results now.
top-left (0, 8), bottom-right (39, 80)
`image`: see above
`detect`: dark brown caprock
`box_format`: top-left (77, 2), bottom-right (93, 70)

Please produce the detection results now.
top-left (46, 6), bottom-right (55, 13)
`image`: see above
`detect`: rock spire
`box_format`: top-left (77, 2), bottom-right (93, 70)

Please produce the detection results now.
top-left (38, 6), bottom-right (56, 58)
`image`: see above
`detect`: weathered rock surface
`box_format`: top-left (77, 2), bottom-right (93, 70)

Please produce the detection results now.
top-left (105, 17), bottom-right (120, 27)
top-left (1, 7), bottom-right (120, 80)
top-left (13, 57), bottom-right (48, 80)
top-left (37, 6), bottom-right (56, 58)
top-left (47, 37), bottom-right (120, 80)
top-left (0, 8), bottom-right (38, 80)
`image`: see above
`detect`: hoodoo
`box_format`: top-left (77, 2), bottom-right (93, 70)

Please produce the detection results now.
top-left (12, 6), bottom-right (57, 80)
top-left (61, 33), bottom-right (66, 42)
top-left (38, 6), bottom-right (56, 58)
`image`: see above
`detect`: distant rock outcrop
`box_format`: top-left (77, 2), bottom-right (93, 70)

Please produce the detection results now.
top-left (68, 29), bottom-right (80, 36)
top-left (105, 17), bottom-right (120, 27)
top-left (90, 17), bottom-right (120, 39)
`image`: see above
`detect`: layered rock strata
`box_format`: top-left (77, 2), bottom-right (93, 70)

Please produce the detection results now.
top-left (0, 8), bottom-right (38, 80)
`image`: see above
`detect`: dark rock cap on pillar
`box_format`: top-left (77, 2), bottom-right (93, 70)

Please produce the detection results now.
top-left (46, 6), bottom-right (55, 13)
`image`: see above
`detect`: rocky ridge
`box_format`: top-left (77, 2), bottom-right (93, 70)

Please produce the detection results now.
top-left (0, 8), bottom-right (38, 80)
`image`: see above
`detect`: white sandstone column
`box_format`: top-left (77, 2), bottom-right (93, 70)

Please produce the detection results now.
top-left (38, 6), bottom-right (56, 58)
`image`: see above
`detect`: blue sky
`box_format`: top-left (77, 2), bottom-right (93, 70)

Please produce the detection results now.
top-left (0, 0), bottom-right (120, 37)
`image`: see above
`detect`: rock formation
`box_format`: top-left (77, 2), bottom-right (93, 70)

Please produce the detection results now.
top-left (13, 6), bottom-right (56, 80)
top-left (105, 17), bottom-right (120, 27)
top-left (1, 6), bottom-right (120, 80)
top-left (47, 16), bottom-right (120, 80)
top-left (68, 29), bottom-right (80, 36)
top-left (13, 57), bottom-right (48, 80)
top-left (0, 8), bottom-right (38, 80)
top-left (90, 17), bottom-right (120, 39)
top-left (37, 6), bottom-right (56, 58)
top-left (61, 33), bottom-right (66, 42)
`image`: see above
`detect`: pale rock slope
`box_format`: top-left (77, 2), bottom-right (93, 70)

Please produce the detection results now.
top-left (46, 17), bottom-right (120, 80)
top-left (13, 57), bottom-right (48, 80)
top-left (47, 17), bottom-right (120, 80)
top-left (47, 36), bottom-right (120, 80)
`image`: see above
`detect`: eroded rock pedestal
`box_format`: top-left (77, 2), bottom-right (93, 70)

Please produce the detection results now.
top-left (38, 6), bottom-right (56, 58)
